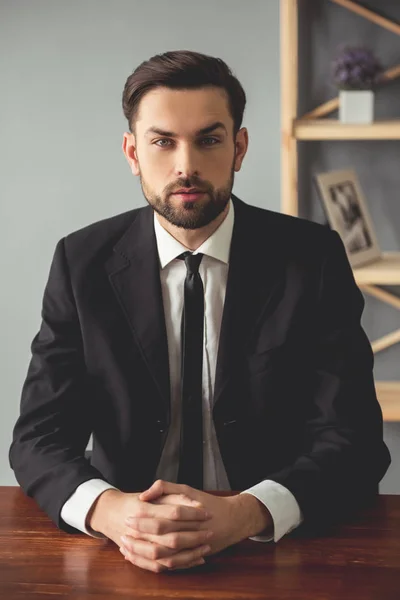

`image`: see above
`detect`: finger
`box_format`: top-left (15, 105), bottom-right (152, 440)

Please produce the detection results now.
top-left (127, 528), bottom-right (213, 551)
top-left (125, 516), bottom-right (209, 536)
top-left (126, 502), bottom-right (210, 524)
top-left (156, 544), bottom-right (211, 569)
top-left (119, 546), bottom-right (168, 574)
top-left (138, 480), bottom-right (169, 502)
top-left (139, 480), bottom-right (189, 502)
top-left (139, 483), bottom-right (163, 503)
top-left (120, 538), bottom-right (178, 560)
top-left (152, 493), bottom-right (205, 509)
top-left (169, 558), bottom-right (205, 571)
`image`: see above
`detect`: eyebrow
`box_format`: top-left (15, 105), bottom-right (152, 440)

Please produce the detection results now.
top-left (144, 121), bottom-right (227, 137)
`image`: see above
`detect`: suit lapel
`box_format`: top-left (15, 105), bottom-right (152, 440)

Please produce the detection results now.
top-left (212, 195), bottom-right (286, 420)
top-left (105, 204), bottom-right (171, 419)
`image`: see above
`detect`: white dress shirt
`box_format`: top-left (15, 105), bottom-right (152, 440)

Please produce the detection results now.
top-left (61, 198), bottom-right (303, 542)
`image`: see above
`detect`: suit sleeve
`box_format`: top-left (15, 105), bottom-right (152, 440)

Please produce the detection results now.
top-left (265, 230), bottom-right (391, 532)
top-left (9, 237), bottom-right (109, 534)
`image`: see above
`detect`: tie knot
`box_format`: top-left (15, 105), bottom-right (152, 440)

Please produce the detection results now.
top-left (178, 251), bottom-right (203, 274)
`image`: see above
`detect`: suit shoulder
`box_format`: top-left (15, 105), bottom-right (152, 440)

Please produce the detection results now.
top-left (65, 207), bottom-right (140, 243)
top-left (61, 206), bottom-right (145, 263)
top-left (246, 203), bottom-right (333, 247)
top-left (239, 201), bottom-right (340, 273)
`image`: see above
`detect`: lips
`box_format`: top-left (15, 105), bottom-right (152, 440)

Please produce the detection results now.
top-left (173, 191), bottom-right (205, 201)
top-left (174, 190), bottom-right (203, 194)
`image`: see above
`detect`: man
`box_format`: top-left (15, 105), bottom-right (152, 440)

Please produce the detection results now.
top-left (9, 50), bottom-right (391, 574)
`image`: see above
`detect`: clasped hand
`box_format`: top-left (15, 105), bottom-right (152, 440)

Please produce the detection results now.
top-left (119, 480), bottom-right (244, 573)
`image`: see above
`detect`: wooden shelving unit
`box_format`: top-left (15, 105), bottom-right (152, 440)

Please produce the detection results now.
top-left (353, 253), bottom-right (400, 286)
top-left (281, 0), bottom-right (400, 421)
top-left (375, 382), bottom-right (400, 422)
top-left (294, 119), bottom-right (400, 140)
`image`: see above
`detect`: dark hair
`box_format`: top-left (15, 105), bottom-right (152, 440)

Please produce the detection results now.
top-left (122, 50), bottom-right (246, 138)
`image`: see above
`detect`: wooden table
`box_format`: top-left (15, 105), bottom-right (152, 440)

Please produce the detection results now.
top-left (1, 487), bottom-right (400, 599)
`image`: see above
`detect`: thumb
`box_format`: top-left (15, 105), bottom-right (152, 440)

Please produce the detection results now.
top-left (139, 482), bottom-right (160, 502)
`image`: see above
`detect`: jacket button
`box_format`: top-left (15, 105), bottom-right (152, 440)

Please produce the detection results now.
top-left (157, 419), bottom-right (165, 433)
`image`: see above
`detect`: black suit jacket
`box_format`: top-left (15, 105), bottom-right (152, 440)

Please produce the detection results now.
top-left (9, 194), bottom-right (391, 535)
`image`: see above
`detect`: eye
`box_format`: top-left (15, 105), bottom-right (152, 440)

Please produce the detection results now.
top-left (201, 137), bottom-right (220, 146)
top-left (154, 139), bottom-right (172, 148)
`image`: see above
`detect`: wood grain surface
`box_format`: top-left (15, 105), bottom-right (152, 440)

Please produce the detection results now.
top-left (1, 487), bottom-right (400, 599)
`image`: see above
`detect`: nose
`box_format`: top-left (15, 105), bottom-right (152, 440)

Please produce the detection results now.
top-left (174, 145), bottom-right (200, 179)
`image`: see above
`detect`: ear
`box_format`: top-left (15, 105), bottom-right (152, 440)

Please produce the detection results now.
top-left (234, 127), bottom-right (248, 172)
top-left (122, 132), bottom-right (140, 176)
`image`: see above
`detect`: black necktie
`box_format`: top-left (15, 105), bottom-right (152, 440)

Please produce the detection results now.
top-left (177, 251), bottom-right (204, 489)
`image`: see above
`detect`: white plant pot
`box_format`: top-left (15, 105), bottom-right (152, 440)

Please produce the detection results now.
top-left (339, 90), bottom-right (374, 124)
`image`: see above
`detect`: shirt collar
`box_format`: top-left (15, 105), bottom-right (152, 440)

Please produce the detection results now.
top-left (153, 197), bottom-right (234, 269)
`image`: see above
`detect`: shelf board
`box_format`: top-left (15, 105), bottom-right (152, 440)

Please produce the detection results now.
top-left (352, 252), bottom-right (400, 285)
top-left (294, 119), bottom-right (400, 140)
top-left (376, 381), bottom-right (400, 422)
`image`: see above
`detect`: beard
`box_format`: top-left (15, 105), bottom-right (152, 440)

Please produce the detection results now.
top-left (138, 161), bottom-right (235, 230)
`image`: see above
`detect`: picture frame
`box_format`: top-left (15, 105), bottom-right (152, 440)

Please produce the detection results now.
top-left (314, 168), bottom-right (382, 268)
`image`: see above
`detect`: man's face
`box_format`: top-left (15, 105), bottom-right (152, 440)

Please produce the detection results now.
top-left (122, 86), bottom-right (248, 229)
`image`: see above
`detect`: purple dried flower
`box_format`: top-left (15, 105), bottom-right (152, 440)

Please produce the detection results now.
top-left (331, 45), bottom-right (384, 90)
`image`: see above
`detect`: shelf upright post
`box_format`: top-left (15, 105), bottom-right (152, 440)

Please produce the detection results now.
top-left (281, 0), bottom-right (299, 216)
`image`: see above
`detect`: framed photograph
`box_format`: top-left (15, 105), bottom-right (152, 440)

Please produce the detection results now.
top-left (314, 168), bottom-right (382, 268)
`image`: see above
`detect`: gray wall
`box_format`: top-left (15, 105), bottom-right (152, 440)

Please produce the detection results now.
top-left (1, 0), bottom-right (280, 485)
top-left (298, 0), bottom-right (400, 492)
top-left (1, 0), bottom-right (397, 493)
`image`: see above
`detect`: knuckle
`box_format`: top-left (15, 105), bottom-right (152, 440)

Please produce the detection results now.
top-left (155, 563), bottom-right (166, 573)
top-left (129, 530), bottom-right (138, 539)
top-left (161, 557), bottom-right (173, 568)
top-left (153, 522), bottom-right (162, 535)
top-left (169, 534), bottom-right (179, 549)
top-left (150, 563), bottom-right (159, 573)
top-left (155, 521), bottom-right (166, 535)
top-left (170, 507), bottom-right (180, 520)
top-left (176, 507), bottom-right (184, 519)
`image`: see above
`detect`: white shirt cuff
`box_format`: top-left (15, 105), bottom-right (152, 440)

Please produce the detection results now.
top-left (240, 480), bottom-right (304, 542)
top-left (60, 479), bottom-right (119, 538)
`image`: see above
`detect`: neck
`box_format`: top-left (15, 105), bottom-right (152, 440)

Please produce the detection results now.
top-left (155, 201), bottom-right (230, 251)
